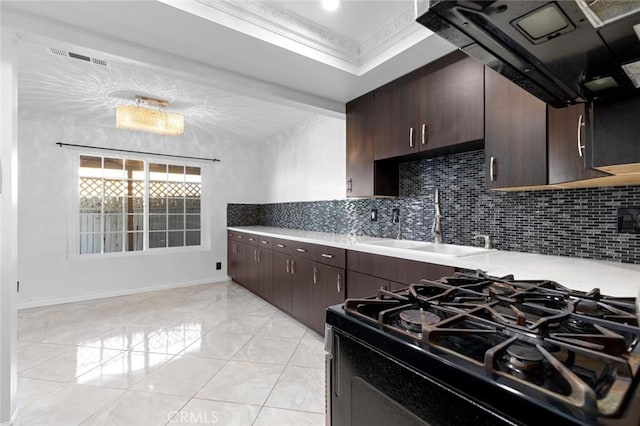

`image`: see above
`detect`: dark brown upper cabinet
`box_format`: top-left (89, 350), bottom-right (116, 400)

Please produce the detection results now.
top-left (373, 74), bottom-right (421, 160)
top-left (590, 93), bottom-right (640, 175)
top-left (346, 93), bottom-right (398, 198)
top-left (373, 51), bottom-right (485, 162)
top-left (485, 68), bottom-right (547, 190)
top-left (548, 103), bottom-right (607, 185)
top-left (419, 52), bottom-right (484, 151)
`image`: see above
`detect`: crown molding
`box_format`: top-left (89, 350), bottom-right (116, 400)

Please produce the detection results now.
top-left (196, 0), bottom-right (359, 64)
top-left (164, 0), bottom-right (427, 75)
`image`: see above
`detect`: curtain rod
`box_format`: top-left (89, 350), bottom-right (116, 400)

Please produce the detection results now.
top-left (56, 142), bottom-right (221, 163)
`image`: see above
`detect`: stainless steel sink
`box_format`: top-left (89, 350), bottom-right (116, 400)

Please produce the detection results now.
top-left (361, 240), bottom-right (494, 257)
top-left (411, 244), bottom-right (492, 257)
top-left (361, 239), bottom-right (431, 249)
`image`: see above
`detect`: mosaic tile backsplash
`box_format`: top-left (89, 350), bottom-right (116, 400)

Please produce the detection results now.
top-left (228, 150), bottom-right (640, 264)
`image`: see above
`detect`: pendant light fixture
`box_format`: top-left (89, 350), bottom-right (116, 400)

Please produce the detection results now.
top-left (116, 96), bottom-right (184, 136)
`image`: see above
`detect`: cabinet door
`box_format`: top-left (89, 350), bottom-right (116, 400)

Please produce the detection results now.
top-left (346, 270), bottom-right (389, 299)
top-left (257, 248), bottom-right (274, 303)
top-left (420, 54), bottom-right (484, 150)
top-left (374, 76), bottom-right (420, 160)
top-left (227, 239), bottom-right (236, 280)
top-left (272, 252), bottom-right (292, 314)
top-left (346, 93), bottom-right (375, 197)
top-left (590, 93), bottom-right (640, 173)
top-left (233, 242), bottom-right (247, 286)
top-left (291, 257), bottom-right (314, 326)
top-left (311, 264), bottom-right (345, 335)
top-left (548, 103), bottom-right (607, 184)
top-left (485, 68), bottom-right (547, 189)
top-left (245, 247), bottom-right (259, 294)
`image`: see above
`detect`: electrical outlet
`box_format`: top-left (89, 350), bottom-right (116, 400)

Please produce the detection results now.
top-left (216, 262), bottom-right (222, 270)
top-left (371, 209), bottom-right (378, 221)
top-left (392, 208), bottom-right (400, 223)
top-left (618, 207), bottom-right (640, 234)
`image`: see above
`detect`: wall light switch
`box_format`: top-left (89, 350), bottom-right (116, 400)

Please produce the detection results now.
top-left (371, 209), bottom-right (378, 222)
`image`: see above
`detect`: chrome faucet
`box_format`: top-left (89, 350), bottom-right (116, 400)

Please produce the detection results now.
top-left (473, 234), bottom-right (493, 249)
top-left (392, 208), bottom-right (401, 239)
top-left (432, 188), bottom-right (443, 244)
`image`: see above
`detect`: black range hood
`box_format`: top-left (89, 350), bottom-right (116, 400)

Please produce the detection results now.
top-left (416, 1), bottom-right (640, 107)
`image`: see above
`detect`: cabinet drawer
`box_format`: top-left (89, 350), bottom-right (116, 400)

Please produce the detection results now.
top-left (244, 233), bottom-right (259, 246)
top-left (291, 241), bottom-right (316, 261)
top-left (232, 232), bottom-right (249, 243)
top-left (273, 238), bottom-right (294, 254)
top-left (347, 250), bottom-right (454, 285)
top-left (257, 236), bottom-right (274, 249)
top-left (314, 245), bottom-right (346, 268)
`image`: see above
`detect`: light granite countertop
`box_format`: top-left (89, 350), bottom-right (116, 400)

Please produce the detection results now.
top-left (228, 226), bottom-right (640, 297)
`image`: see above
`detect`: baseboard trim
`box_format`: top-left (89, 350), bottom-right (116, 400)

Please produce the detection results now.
top-left (0, 406), bottom-right (19, 426)
top-left (17, 275), bottom-right (233, 310)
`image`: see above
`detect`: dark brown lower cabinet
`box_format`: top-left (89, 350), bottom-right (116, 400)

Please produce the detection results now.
top-left (229, 233), bottom-right (454, 336)
top-left (347, 250), bottom-right (454, 285)
top-left (228, 240), bottom-right (246, 285)
top-left (291, 257), bottom-right (314, 326)
top-left (272, 252), bottom-right (293, 314)
top-left (311, 264), bottom-right (345, 335)
top-left (346, 270), bottom-right (390, 299)
top-left (256, 248), bottom-right (273, 303)
top-left (245, 246), bottom-right (259, 294)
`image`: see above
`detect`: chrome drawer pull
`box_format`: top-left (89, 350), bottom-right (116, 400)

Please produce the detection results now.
top-left (321, 253), bottom-right (334, 259)
top-left (277, 244), bottom-right (285, 248)
top-left (296, 248), bottom-right (307, 253)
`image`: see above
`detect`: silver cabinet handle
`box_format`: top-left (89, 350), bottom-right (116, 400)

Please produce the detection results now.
top-left (313, 267), bottom-right (318, 284)
top-left (291, 260), bottom-right (296, 275)
top-left (257, 250), bottom-right (261, 262)
top-left (277, 244), bottom-right (285, 248)
top-left (254, 249), bottom-right (257, 262)
top-left (237, 235), bottom-right (243, 239)
top-left (577, 114), bottom-right (585, 158)
top-left (260, 240), bottom-right (269, 245)
top-left (409, 127), bottom-right (414, 147)
top-left (346, 178), bottom-right (353, 193)
top-left (321, 253), bottom-right (334, 259)
top-left (286, 259), bottom-right (290, 274)
top-left (421, 123), bottom-right (426, 145)
top-left (296, 248), bottom-right (307, 253)
top-left (490, 156), bottom-right (496, 182)
top-left (248, 237), bottom-right (255, 242)
top-left (337, 274), bottom-right (342, 293)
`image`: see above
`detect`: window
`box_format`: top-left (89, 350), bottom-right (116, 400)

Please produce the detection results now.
top-left (78, 154), bottom-right (203, 255)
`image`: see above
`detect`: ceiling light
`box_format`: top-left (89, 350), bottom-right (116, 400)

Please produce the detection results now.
top-left (116, 96), bottom-right (184, 136)
top-left (322, 0), bottom-right (340, 12)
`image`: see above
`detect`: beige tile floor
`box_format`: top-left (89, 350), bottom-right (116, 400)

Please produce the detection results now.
top-left (16, 281), bottom-right (326, 426)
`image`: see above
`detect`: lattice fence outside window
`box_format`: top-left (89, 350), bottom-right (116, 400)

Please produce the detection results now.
top-left (78, 155), bottom-right (202, 255)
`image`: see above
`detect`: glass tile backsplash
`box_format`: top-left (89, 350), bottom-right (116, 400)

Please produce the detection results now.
top-left (228, 150), bottom-right (640, 264)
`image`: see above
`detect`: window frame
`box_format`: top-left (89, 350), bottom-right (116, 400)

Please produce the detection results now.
top-left (68, 149), bottom-right (211, 258)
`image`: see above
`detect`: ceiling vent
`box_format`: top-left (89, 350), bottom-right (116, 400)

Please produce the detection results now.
top-left (48, 47), bottom-right (108, 67)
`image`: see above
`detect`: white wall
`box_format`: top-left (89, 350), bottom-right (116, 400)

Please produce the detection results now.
top-left (1, 25), bottom-right (19, 426)
top-left (17, 115), bottom-right (266, 307)
top-left (262, 116), bottom-right (346, 203)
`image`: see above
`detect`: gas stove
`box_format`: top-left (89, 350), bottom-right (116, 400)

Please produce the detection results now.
top-left (325, 271), bottom-right (640, 426)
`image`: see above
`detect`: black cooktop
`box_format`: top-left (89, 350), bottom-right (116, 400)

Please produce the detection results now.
top-left (326, 270), bottom-right (640, 426)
